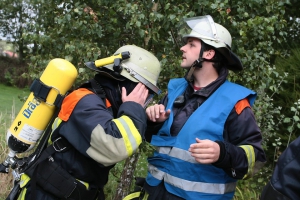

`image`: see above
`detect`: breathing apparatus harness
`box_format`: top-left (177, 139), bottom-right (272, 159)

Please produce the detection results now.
top-left (26, 80), bottom-right (108, 200)
top-left (5, 77), bottom-right (110, 200)
top-left (3, 53), bottom-right (136, 200)
top-left (4, 49), bottom-right (162, 200)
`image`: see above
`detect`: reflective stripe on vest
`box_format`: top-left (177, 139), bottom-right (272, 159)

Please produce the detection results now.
top-left (112, 116), bottom-right (142, 156)
top-left (148, 164), bottom-right (236, 194)
top-left (148, 147), bottom-right (237, 194)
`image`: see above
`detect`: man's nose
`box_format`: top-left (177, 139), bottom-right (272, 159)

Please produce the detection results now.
top-left (180, 45), bottom-right (186, 52)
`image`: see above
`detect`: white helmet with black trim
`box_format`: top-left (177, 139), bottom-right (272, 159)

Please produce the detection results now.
top-left (177, 15), bottom-right (243, 71)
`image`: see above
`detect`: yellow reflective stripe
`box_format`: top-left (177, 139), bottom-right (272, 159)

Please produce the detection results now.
top-left (77, 179), bottom-right (89, 189)
top-left (123, 192), bottom-right (141, 200)
top-left (142, 193), bottom-right (149, 200)
top-left (51, 117), bottom-right (63, 130)
top-left (112, 116), bottom-right (142, 156)
top-left (19, 173), bottom-right (30, 188)
top-left (17, 174), bottom-right (31, 200)
top-left (122, 191), bottom-right (149, 200)
top-left (17, 187), bottom-right (27, 200)
top-left (48, 117), bottom-right (63, 144)
top-left (239, 145), bottom-right (255, 179)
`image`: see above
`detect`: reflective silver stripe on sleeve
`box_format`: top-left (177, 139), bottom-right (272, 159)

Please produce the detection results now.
top-left (148, 164), bottom-right (236, 194)
top-left (117, 117), bottom-right (139, 152)
top-left (112, 116), bottom-right (142, 156)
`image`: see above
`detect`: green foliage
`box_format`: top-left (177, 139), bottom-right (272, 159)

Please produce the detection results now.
top-left (263, 46), bottom-right (300, 168)
top-left (0, 41), bottom-right (14, 52)
top-left (1, 0), bottom-right (300, 198)
top-left (0, 57), bottom-right (31, 88)
top-left (284, 100), bottom-right (300, 144)
top-left (274, 48), bottom-right (300, 113)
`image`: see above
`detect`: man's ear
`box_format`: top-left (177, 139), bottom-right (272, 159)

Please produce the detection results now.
top-left (203, 50), bottom-right (215, 59)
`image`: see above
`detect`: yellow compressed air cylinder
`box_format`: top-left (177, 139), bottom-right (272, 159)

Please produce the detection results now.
top-left (6, 58), bottom-right (78, 154)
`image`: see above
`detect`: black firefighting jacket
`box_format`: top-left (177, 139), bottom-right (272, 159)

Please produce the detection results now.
top-left (18, 75), bottom-right (147, 200)
top-left (260, 136), bottom-right (300, 200)
top-left (52, 76), bottom-right (146, 188)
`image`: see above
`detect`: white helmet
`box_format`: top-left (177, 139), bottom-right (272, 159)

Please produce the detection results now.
top-left (86, 45), bottom-right (161, 94)
top-left (178, 15), bottom-right (243, 71)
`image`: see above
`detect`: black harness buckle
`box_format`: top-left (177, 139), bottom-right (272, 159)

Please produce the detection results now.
top-left (52, 137), bottom-right (67, 152)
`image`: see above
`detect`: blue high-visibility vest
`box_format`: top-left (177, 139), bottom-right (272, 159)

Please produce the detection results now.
top-left (146, 78), bottom-right (256, 200)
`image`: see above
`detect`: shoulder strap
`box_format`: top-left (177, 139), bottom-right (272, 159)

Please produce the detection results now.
top-left (89, 78), bottom-right (106, 100)
top-left (78, 78), bottom-right (109, 106)
top-left (25, 136), bottom-right (72, 176)
top-left (89, 79), bottom-right (112, 110)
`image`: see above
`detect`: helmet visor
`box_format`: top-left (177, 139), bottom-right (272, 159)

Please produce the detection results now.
top-left (122, 62), bottom-right (161, 95)
top-left (175, 15), bottom-right (222, 47)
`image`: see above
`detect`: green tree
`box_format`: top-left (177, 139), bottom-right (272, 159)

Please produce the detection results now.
top-left (2, 0), bottom-right (300, 199)
top-left (0, 0), bottom-right (38, 61)
top-left (272, 47), bottom-right (300, 147)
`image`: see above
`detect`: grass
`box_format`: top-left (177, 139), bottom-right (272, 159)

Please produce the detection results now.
top-left (0, 84), bottom-right (29, 199)
top-left (0, 84), bottom-right (29, 138)
top-left (0, 84), bottom-right (29, 147)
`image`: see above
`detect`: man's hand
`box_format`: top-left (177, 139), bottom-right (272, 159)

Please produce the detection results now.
top-left (189, 138), bottom-right (220, 164)
top-left (122, 83), bottom-right (149, 107)
top-left (146, 104), bottom-right (171, 122)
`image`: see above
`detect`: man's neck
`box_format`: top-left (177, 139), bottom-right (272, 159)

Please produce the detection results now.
top-left (193, 65), bottom-right (218, 88)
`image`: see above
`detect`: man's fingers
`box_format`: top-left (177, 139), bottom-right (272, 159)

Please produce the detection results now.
top-left (146, 104), bottom-right (169, 122)
top-left (121, 87), bottom-right (127, 100)
top-left (142, 88), bottom-right (149, 99)
top-left (133, 82), bottom-right (145, 93)
top-left (146, 105), bottom-right (159, 121)
top-left (165, 109), bottom-right (171, 117)
top-left (189, 140), bottom-right (220, 164)
top-left (191, 153), bottom-right (212, 159)
top-left (121, 83), bottom-right (149, 107)
top-left (154, 105), bottom-right (160, 118)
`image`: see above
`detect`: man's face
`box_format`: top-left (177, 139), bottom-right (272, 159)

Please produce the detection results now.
top-left (180, 37), bottom-right (201, 69)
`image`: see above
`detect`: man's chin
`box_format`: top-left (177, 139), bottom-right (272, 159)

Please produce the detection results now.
top-left (180, 65), bottom-right (190, 69)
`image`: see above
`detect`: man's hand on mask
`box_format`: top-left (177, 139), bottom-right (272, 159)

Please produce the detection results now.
top-left (122, 82), bottom-right (149, 107)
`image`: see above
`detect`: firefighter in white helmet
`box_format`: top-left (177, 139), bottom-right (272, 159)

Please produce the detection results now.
top-left (141, 15), bottom-right (266, 200)
top-left (16, 45), bottom-right (161, 200)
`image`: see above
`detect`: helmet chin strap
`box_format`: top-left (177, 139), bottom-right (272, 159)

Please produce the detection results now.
top-left (185, 40), bottom-right (221, 82)
top-left (185, 58), bottom-right (203, 82)
top-left (185, 40), bottom-right (205, 82)
top-left (185, 56), bottom-right (218, 82)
